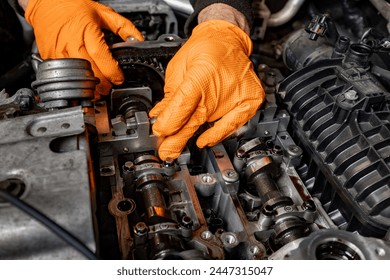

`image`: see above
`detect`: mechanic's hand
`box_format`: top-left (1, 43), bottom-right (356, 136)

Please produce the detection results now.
top-left (25, 0), bottom-right (144, 96)
top-left (149, 20), bottom-right (265, 160)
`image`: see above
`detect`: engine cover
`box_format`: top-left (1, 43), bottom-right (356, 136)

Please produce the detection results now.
top-left (278, 49), bottom-right (390, 237)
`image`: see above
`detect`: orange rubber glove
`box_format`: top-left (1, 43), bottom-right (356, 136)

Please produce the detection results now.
top-left (149, 20), bottom-right (265, 160)
top-left (25, 0), bottom-right (144, 96)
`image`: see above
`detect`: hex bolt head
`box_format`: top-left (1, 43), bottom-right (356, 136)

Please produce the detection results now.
top-left (134, 222), bottom-right (148, 235)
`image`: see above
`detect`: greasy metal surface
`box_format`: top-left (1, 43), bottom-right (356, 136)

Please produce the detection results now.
top-left (106, 157), bottom-right (134, 260)
top-left (0, 107), bottom-right (95, 259)
top-left (100, 0), bottom-right (179, 38)
top-left (94, 101), bottom-right (111, 135)
top-left (98, 111), bottom-right (160, 156)
top-left (2, 0), bottom-right (390, 261)
top-left (205, 144), bottom-right (267, 259)
top-left (270, 229), bottom-right (390, 260)
top-left (0, 106), bottom-right (85, 144)
top-left (171, 165), bottom-right (225, 259)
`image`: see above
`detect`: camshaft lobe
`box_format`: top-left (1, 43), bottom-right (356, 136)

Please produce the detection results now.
top-left (244, 154), bottom-right (310, 248)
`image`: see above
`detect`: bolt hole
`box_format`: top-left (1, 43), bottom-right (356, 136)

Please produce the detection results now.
top-left (117, 200), bottom-right (133, 212)
top-left (61, 123), bottom-right (70, 129)
top-left (182, 216), bottom-right (192, 224)
top-left (0, 178), bottom-right (27, 205)
top-left (37, 127), bottom-right (47, 133)
top-left (210, 217), bottom-right (223, 227)
top-left (100, 167), bottom-right (113, 174)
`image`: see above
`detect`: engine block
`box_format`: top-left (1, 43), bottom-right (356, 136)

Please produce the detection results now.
top-left (1, 1), bottom-right (390, 260)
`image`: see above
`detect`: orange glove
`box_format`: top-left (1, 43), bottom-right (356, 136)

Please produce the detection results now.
top-left (149, 20), bottom-right (265, 160)
top-left (25, 0), bottom-right (144, 96)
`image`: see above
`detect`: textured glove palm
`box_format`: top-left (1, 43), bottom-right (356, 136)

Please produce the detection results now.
top-left (25, 0), bottom-right (143, 96)
top-left (149, 20), bottom-right (265, 160)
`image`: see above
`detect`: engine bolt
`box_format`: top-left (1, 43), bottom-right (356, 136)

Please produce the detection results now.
top-left (303, 199), bottom-right (316, 211)
top-left (159, 224), bottom-right (169, 230)
top-left (249, 245), bottom-right (260, 255)
top-left (222, 169), bottom-right (239, 182)
top-left (287, 145), bottom-right (303, 157)
top-left (181, 215), bottom-right (193, 229)
top-left (123, 161), bottom-right (134, 173)
top-left (236, 148), bottom-right (245, 158)
top-left (134, 222), bottom-right (148, 235)
top-left (201, 231), bottom-right (213, 240)
top-left (162, 157), bottom-right (174, 167)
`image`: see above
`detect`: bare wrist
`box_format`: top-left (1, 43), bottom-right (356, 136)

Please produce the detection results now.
top-left (18, 0), bottom-right (29, 10)
top-left (198, 3), bottom-right (250, 35)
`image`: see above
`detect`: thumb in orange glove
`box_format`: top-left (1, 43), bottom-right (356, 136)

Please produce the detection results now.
top-left (25, 0), bottom-right (144, 96)
top-left (149, 20), bottom-right (265, 160)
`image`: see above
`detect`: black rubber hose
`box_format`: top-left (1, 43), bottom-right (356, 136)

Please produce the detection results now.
top-left (0, 189), bottom-right (97, 260)
top-left (372, 65), bottom-right (390, 82)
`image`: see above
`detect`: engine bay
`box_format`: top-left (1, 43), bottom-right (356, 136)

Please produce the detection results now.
top-left (1, 0), bottom-right (390, 260)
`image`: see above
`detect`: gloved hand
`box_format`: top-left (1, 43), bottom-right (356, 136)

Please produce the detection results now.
top-left (149, 20), bottom-right (265, 160)
top-left (25, 0), bottom-right (144, 96)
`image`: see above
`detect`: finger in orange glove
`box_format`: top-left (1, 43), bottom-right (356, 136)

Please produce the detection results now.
top-left (149, 20), bottom-right (265, 160)
top-left (25, 0), bottom-right (144, 96)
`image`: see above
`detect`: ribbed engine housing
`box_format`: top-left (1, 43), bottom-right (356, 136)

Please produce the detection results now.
top-left (278, 58), bottom-right (390, 237)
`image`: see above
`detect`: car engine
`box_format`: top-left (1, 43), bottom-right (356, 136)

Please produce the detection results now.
top-left (1, 0), bottom-right (390, 260)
